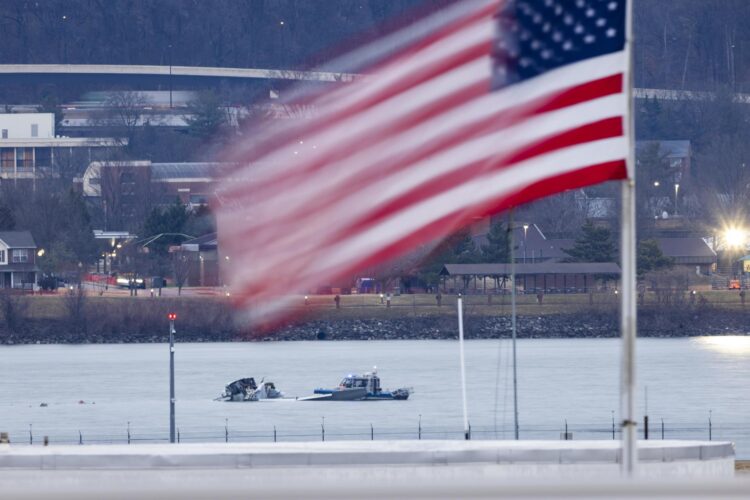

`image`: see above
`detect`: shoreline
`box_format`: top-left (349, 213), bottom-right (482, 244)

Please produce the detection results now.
top-left (2, 309), bottom-right (749, 344)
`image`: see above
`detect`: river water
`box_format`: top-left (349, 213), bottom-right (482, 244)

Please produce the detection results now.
top-left (1, 337), bottom-right (748, 457)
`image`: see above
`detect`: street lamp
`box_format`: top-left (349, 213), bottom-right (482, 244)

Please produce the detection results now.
top-left (653, 181), bottom-right (660, 187)
top-left (674, 183), bottom-right (680, 216)
top-left (168, 43), bottom-right (173, 109)
top-left (723, 227), bottom-right (747, 249)
top-left (522, 224), bottom-right (529, 263)
top-left (167, 313), bottom-right (177, 443)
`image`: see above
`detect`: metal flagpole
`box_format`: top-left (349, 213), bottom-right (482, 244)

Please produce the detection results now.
top-left (509, 211), bottom-right (519, 440)
top-left (621, 0), bottom-right (638, 476)
top-left (457, 294), bottom-right (470, 440)
top-left (168, 313), bottom-right (177, 444)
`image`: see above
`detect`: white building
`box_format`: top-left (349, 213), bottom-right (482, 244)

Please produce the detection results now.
top-left (0, 113), bottom-right (125, 181)
top-left (0, 113), bottom-right (54, 139)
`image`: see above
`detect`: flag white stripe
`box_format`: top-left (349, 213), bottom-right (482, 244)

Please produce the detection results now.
top-left (223, 51), bottom-right (625, 201)
top-left (321, 18), bottom-right (495, 113)
top-left (229, 17), bottom-right (495, 169)
top-left (228, 101), bottom-right (626, 286)
top-left (318, 0), bottom-right (498, 74)
top-left (299, 137), bottom-right (628, 281)
top-left (231, 136), bottom-right (627, 295)
top-left (223, 92), bottom-right (625, 240)
top-left (225, 57), bottom-right (493, 192)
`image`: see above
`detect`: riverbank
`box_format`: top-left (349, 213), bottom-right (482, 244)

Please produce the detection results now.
top-left (1, 301), bottom-right (748, 343)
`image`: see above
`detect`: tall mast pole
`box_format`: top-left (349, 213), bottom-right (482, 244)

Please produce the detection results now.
top-left (620, 0), bottom-right (638, 476)
top-left (510, 210), bottom-right (519, 440)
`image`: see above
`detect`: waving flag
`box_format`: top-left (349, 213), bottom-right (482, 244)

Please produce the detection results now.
top-left (216, 0), bottom-right (630, 323)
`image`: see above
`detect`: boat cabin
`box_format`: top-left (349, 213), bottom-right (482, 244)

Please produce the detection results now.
top-left (339, 372), bottom-right (381, 394)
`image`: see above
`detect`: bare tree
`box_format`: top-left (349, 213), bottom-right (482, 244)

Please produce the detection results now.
top-left (0, 292), bottom-right (28, 335)
top-left (64, 286), bottom-right (87, 334)
top-left (172, 251), bottom-right (191, 295)
top-left (95, 90), bottom-right (148, 146)
top-left (520, 191), bottom-right (586, 239)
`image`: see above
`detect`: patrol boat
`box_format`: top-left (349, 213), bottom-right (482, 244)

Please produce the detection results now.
top-left (312, 368), bottom-right (411, 400)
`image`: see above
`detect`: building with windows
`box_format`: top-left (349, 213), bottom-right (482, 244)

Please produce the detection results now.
top-left (0, 113), bottom-right (124, 181)
top-left (80, 161), bottom-right (226, 229)
top-left (0, 231), bottom-right (39, 289)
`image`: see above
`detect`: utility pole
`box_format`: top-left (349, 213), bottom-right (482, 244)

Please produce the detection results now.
top-left (168, 312), bottom-right (177, 443)
top-left (168, 43), bottom-right (173, 109)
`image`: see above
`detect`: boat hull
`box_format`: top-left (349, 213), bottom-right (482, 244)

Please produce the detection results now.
top-left (302, 388), bottom-right (368, 401)
top-left (313, 389), bottom-right (409, 401)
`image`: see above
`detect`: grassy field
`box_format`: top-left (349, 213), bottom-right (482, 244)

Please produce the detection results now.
top-left (14, 288), bottom-right (750, 322)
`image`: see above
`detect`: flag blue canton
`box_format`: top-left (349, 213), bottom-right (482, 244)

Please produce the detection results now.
top-left (492, 0), bottom-right (626, 89)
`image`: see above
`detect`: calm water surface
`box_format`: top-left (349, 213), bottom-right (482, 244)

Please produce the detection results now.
top-left (0, 337), bottom-right (748, 456)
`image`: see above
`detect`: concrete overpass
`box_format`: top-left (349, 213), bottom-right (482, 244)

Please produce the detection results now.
top-left (2, 64), bottom-right (743, 103)
top-left (0, 64), bottom-right (357, 83)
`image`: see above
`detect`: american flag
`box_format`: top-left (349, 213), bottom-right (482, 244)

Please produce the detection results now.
top-left (216, 0), bottom-right (630, 323)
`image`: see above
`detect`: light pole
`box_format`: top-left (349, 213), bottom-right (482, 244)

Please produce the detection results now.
top-left (522, 224), bottom-right (529, 263)
top-left (674, 183), bottom-right (680, 216)
top-left (199, 254), bottom-right (205, 286)
top-left (168, 312), bottom-right (177, 443)
top-left (168, 43), bottom-right (173, 109)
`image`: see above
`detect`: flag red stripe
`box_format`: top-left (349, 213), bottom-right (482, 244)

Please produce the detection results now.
top-left (234, 93), bottom-right (624, 247)
top-left (535, 74), bottom-right (623, 113)
top-left (334, 117), bottom-right (624, 239)
top-left (226, 9), bottom-right (497, 166)
top-left (226, 75), bottom-right (492, 201)
top-left (232, 72), bottom-right (624, 219)
top-left (232, 160), bottom-right (627, 310)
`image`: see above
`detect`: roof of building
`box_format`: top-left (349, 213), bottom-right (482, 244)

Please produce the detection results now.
top-left (656, 238), bottom-right (716, 262)
top-left (441, 262), bottom-right (620, 276)
top-left (181, 232), bottom-right (217, 251)
top-left (0, 231), bottom-right (36, 248)
top-left (151, 162), bottom-right (227, 181)
top-left (636, 140), bottom-right (691, 159)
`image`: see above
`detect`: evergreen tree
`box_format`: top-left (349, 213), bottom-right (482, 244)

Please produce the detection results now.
top-left (416, 228), bottom-right (479, 286)
top-left (453, 230), bottom-right (479, 264)
top-left (563, 221), bottom-right (616, 262)
top-left (142, 200), bottom-right (190, 255)
top-left (637, 239), bottom-right (673, 277)
top-left (0, 202), bottom-right (15, 230)
top-left (480, 220), bottom-right (510, 263)
top-left (186, 90), bottom-right (228, 139)
top-left (61, 190), bottom-right (98, 265)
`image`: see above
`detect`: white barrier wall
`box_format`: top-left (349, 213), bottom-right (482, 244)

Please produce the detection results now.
top-left (0, 440), bottom-right (734, 477)
top-left (0, 440), bottom-right (743, 499)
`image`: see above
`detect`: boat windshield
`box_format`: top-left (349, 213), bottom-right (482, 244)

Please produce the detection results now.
top-left (340, 377), bottom-right (368, 388)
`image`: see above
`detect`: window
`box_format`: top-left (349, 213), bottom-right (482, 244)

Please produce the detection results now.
top-left (190, 194), bottom-right (208, 205)
top-left (0, 148), bottom-right (13, 169)
top-left (1, 129), bottom-right (7, 139)
top-left (35, 147), bottom-right (51, 167)
top-left (12, 249), bottom-right (29, 263)
top-left (31, 124), bottom-right (38, 137)
top-left (0, 250), bottom-right (5, 264)
top-left (15, 148), bottom-right (33, 169)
